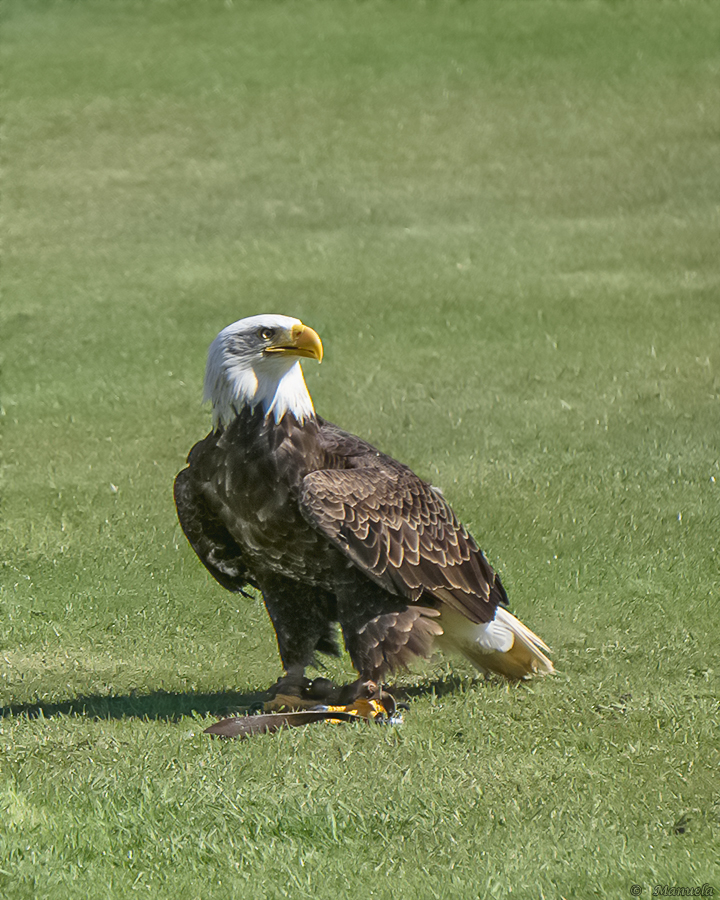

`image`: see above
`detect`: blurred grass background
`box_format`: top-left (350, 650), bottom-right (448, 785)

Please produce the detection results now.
top-left (1, 1), bottom-right (719, 897)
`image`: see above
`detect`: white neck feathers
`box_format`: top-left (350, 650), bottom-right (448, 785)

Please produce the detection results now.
top-left (203, 335), bottom-right (315, 429)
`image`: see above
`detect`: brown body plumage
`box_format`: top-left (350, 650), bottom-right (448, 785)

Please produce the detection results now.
top-left (175, 315), bottom-right (553, 700)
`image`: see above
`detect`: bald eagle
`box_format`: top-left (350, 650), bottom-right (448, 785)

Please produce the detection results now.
top-left (174, 315), bottom-right (553, 703)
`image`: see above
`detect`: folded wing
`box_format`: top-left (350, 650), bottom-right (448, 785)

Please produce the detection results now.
top-left (299, 466), bottom-right (507, 624)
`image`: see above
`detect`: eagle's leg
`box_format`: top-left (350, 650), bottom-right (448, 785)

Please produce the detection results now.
top-left (335, 576), bottom-right (412, 685)
top-left (259, 575), bottom-right (339, 701)
top-left (336, 677), bottom-right (380, 704)
top-left (267, 665), bottom-right (311, 699)
top-left (335, 571), bottom-right (443, 700)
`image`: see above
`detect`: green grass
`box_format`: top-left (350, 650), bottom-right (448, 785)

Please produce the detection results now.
top-left (2, 0), bottom-right (719, 897)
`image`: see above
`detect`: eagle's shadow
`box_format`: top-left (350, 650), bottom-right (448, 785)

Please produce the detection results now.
top-left (0, 674), bottom-right (484, 724)
top-left (0, 688), bottom-right (269, 724)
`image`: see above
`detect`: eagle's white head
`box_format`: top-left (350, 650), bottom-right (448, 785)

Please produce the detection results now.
top-left (203, 314), bottom-right (324, 428)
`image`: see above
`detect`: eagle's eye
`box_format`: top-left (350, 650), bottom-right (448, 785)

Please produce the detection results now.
top-left (259, 327), bottom-right (276, 342)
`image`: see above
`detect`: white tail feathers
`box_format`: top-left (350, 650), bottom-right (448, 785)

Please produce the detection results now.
top-left (436, 607), bottom-right (554, 680)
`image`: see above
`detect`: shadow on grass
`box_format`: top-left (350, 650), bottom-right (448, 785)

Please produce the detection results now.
top-left (0, 674), bottom-right (491, 724)
top-left (396, 673), bottom-right (477, 701)
top-left (0, 687), bottom-right (270, 723)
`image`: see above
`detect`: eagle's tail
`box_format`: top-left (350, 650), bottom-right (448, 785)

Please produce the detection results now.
top-left (436, 607), bottom-right (554, 680)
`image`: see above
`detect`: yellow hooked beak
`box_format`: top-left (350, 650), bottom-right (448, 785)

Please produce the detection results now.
top-left (265, 322), bottom-right (323, 362)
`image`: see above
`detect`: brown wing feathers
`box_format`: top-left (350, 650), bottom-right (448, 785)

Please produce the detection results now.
top-left (174, 466), bottom-right (254, 595)
top-left (300, 466), bottom-right (503, 625)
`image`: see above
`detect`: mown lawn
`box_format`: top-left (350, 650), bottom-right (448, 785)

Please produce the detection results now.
top-left (2, 1), bottom-right (719, 897)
